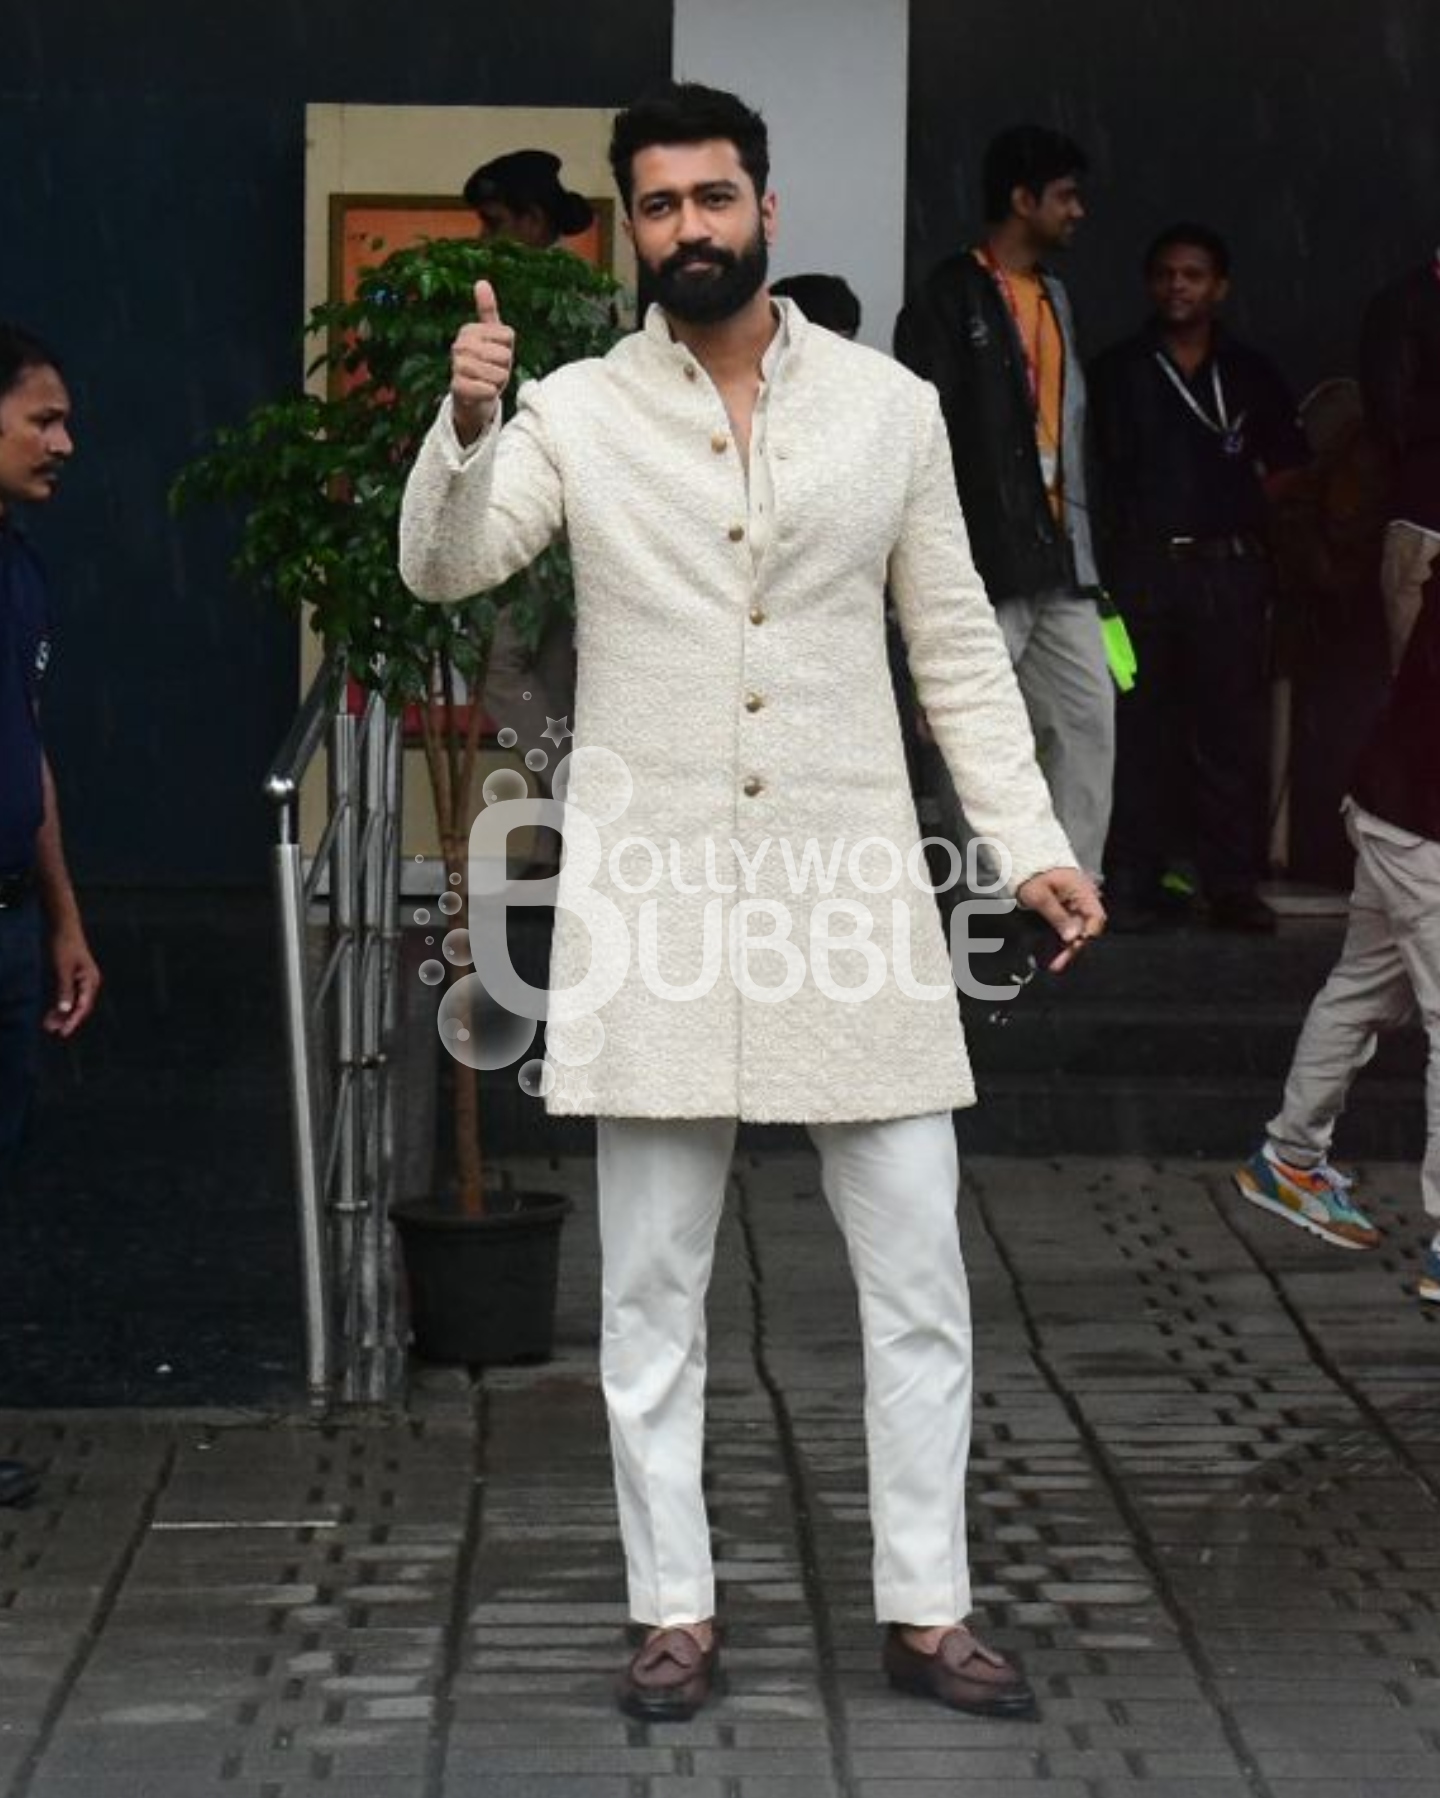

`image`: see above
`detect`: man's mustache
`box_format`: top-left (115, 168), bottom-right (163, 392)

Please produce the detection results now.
top-left (660, 244), bottom-right (736, 278)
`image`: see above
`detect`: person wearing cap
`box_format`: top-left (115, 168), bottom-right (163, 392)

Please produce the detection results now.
top-left (0, 321), bottom-right (102, 1508)
top-left (463, 148), bottom-right (595, 249)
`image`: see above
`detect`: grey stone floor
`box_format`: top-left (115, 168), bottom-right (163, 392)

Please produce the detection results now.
top-left (3, 1150), bottom-right (1439, 1797)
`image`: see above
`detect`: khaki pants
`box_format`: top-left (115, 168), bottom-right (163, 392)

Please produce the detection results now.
top-left (1380, 522), bottom-right (1440, 672)
top-left (1267, 804), bottom-right (1440, 1218)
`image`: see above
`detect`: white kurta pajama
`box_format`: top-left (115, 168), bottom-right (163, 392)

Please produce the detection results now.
top-left (400, 299), bottom-right (1077, 1625)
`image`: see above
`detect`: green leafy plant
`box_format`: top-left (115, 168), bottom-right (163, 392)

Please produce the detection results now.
top-left (173, 235), bottom-right (623, 1211)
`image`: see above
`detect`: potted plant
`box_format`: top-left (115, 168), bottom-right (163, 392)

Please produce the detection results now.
top-left (173, 234), bottom-right (623, 1364)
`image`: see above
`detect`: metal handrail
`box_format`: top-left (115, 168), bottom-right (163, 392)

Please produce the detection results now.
top-left (264, 660), bottom-right (344, 834)
top-left (266, 651), bottom-right (405, 1408)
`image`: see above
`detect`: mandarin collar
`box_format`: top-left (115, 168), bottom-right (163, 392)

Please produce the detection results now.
top-left (642, 296), bottom-right (804, 378)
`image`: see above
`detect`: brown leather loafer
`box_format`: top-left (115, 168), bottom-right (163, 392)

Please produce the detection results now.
top-left (882, 1623), bottom-right (1037, 1718)
top-left (617, 1626), bottom-right (720, 1722)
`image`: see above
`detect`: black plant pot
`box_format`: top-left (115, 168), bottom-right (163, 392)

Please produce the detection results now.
top-left (390, 1190), bottom-right (571, 1366)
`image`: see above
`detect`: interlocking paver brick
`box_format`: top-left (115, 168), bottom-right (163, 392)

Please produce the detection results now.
top-left (4, 1155), bottom-right (1440, 1798)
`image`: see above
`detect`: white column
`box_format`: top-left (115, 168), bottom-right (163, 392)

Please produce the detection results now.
top-left (671, 0), bottom-right (908, 352)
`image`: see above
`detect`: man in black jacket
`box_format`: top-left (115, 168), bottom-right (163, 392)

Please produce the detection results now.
top-left (1089, 224), bottom-right (1308, 934)
top-left (1234, 565), bottom-right (1440, 1296)
top-left (894, 126), bottom-right (1112, 885)
top-left (1359, 252), bottom-right (1440, 669)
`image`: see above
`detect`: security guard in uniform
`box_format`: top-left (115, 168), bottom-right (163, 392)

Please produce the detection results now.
top-left (1, 322), bottom-right (101, 1506)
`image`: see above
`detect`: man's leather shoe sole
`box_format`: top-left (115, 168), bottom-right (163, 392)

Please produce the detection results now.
top-left (883, 1624), bottom-right (1037, 1719)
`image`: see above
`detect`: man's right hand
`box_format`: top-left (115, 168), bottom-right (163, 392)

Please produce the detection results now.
top-left (450, 280), bottom-right (514, 445)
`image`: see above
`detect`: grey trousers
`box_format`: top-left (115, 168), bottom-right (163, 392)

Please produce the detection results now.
top-left (1267, 803), bottom-right (1440, 1219)
top-left (928, 593), bottom-right (1114, 881)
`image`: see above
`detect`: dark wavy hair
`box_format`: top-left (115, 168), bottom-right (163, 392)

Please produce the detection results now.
top-left (982, 125), bottom-right (1088, 224)
top-left (770, 274), bottom-right (861, 336)
top-left (609, 82), bottom-right (769, 212)
top-left (0, 321), bottom-right (62, 402)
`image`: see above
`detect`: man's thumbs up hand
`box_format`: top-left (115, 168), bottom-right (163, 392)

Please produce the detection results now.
top-left (450, 281), bottom-right (514, 445)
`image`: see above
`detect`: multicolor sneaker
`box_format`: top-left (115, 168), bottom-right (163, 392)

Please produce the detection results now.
top-left (1232, 1148), bottom-right (1381, 1250)
top-left (1419, 1246), bottom-right (1440, 1304)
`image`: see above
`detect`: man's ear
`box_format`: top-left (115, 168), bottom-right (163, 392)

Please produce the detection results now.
top-left (761, 190), bottom-right (778, 245)
top-left (1011, 185), bottom-right (1037, 224)
top-left (622, 212), bottom-right (635, 246)
top-left (1214, 276), bottom-right (1232, 307)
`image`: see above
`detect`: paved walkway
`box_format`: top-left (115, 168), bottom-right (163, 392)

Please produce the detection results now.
top-left (4, 1149), bottom-right (1439, 1797)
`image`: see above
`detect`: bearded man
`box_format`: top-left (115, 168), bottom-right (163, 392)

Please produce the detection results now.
top-left (401, 81), bottom-right (1103, 1725)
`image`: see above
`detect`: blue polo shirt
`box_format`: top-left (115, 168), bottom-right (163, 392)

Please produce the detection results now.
top-left (0, 516), bottom-right (51, 876)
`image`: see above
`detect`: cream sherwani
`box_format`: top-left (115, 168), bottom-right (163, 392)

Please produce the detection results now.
top-left (400, 300), bottom-right (1076, 1124)
top-left (401, 299), bottom-right (1078, 1629)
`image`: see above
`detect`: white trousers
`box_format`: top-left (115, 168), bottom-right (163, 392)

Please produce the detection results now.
top-left (597, 1111), bottom-right (973, 1627)
top-left (1267, 804), bottom-right (1440, 1218)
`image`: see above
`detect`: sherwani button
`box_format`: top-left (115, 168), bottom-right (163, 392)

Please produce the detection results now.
top-left (711, 432), bottom-right (729, 453)
top-left (728, 523), bottom-right (745, 542)
top-left (749, 607), bottom-right (766, 625)
top-left (743, 776), bottom-right (764, 797)
top-left (683, 364), bottom-right (698, 381)
top-left (744, 692), bottom-right (764, 712)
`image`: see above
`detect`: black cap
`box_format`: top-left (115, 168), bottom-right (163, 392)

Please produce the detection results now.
top-left (462, 149), bottom-right (594, 237)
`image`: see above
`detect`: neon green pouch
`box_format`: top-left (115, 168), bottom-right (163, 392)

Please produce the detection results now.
top-left (1098, 599), bottom-right (1138, 692)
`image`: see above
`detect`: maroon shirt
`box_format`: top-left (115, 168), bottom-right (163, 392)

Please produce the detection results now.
top-left (1351, 566), bottom-right (1440, 843)
top-left (1359, 263), bottom-right (1440, 533)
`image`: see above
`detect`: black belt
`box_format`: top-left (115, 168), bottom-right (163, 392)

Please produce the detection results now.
top-left (1163, 533), bottom-right (1267, 562)
top-left (0, 870), bottom-right (35, 909)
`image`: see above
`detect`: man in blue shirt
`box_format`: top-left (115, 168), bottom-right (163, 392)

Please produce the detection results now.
top-left (0, 322), bottom-right (101, 1507)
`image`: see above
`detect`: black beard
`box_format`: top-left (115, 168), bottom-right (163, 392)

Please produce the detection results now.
top-left (648, 229), bottom-right (769, 324)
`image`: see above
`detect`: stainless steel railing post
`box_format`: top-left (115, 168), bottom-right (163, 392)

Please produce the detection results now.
top-left (273, 838), bottom-right (331, 1408)
top-left (266, 654), bottom-right (405, 1410)
top-left (329, 706), bottom-right (361, 1400)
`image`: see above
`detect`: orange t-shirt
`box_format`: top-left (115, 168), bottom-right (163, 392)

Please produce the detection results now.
top-left (975, 251), bottom-right (1065, 516)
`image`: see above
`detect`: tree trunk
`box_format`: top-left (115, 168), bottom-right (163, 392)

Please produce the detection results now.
top-left (430, 650), bottom-right (487, 1217)
top-left (447, 848), bottom-right (484, 1217)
